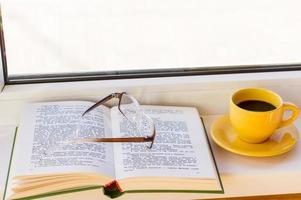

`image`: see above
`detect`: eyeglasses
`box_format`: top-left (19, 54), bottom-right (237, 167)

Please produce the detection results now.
top-left (80, 92), bottom-right (156, 148)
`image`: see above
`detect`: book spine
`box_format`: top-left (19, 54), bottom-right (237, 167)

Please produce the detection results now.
top-left (103, 180), bottom-right (124, 198)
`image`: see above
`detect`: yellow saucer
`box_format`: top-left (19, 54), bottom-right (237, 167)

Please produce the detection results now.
top-left (210, 115), bottom-right (299, 157)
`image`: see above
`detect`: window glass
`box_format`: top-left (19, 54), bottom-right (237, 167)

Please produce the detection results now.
top-left (2, 0), bottom-right (301, 77)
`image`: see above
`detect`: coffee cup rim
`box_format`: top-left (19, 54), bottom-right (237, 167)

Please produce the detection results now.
top-left (231, 88), bottom-right (283, 113)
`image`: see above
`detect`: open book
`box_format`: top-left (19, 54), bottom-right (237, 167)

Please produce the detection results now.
top-left (4, 101), bottom-right (223, 199)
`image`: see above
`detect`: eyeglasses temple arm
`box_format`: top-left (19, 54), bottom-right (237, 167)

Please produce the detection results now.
top-left (79, 136), bottom-right (154, 143)
top-left (82, 94), bottom-right (116, 116)
top-left (78, 127), bottom-right (156, 148)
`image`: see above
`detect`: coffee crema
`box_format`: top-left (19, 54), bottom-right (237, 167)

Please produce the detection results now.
top-left (237, 100), bottom-right (276, 112)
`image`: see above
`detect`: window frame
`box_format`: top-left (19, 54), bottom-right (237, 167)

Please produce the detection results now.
top-left (4, 64), bottom-right (301, 85)
top-left (0, 44), bottom-right (4, 90)
top-left (0, 6), bottom-right (5, 91)
top-left (0, 56), bottom-right (3, 91)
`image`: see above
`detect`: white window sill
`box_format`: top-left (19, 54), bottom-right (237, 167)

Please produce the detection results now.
top-left (1, 71), bottom-right (301, 125)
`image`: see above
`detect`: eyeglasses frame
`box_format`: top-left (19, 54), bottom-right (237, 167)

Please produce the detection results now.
top-left (81, 92), bottom-right (156, 148)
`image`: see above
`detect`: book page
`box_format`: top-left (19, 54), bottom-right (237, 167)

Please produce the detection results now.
top-left (11, 101), bottom-right (115, 177)
top-left (111, 105), bottom-right (217, 180)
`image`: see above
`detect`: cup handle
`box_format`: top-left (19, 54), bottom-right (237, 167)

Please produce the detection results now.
top-left (278, 102), bottom-right (299, 128)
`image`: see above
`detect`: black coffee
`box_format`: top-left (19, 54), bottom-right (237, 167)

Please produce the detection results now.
top-left (237, 100), bottom-right (276, 111)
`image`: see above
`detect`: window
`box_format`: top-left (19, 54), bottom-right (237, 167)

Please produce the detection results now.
top-left (1, 0), bottom-right (301, 84)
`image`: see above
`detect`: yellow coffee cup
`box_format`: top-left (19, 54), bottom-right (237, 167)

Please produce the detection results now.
top-left (230, 88), bottom-right (299, 143)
